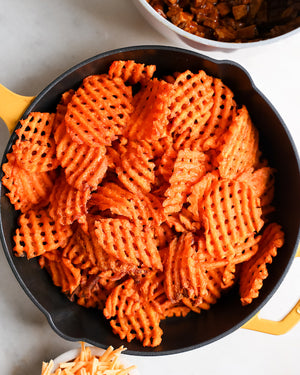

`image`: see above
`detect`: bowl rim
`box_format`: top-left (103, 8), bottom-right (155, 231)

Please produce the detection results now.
top-left (132, 0), bottom-right (300, 49)
top-left (51, 346), bottom-right (139, 374)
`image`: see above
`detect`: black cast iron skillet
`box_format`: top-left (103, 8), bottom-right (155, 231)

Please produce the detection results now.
top-left (0, 46), bottom-right (300, 355)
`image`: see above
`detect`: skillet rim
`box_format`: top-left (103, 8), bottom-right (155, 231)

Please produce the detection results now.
top-left (0, 45), bottom-right (299, 356)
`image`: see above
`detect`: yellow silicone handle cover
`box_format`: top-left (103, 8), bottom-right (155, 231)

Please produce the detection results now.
top-left (0, 84), bottom-right (35, 133)
top-left (242, 248), bottom-right (300, 335)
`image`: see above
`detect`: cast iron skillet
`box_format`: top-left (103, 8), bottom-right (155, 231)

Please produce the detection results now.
top-left (0, 46), bottom-right (300, 355)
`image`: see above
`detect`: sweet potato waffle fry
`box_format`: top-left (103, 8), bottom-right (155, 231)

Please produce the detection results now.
top-left (164, 232), bottom-right (208, 306)
top-left (13, 112), bottom-right (59, 172)
top-left (65, 74), bottom-right (133, 146)
top-left (54, 117), bottom-right (108, 192)
top-left (53, 89), bottom-right (75, 132)
top-left (127, 77), bottom-right (173, 142)
top-left (109, 59), bottom-right (156, 85)
top-left (104, 278), bottom-right (163, 347)
top-left (94, 217), bottom-right (162, 270)
top-left (239, 223), bottom-right (284, 305)
top-left (168, 70), bottom-right (214, 144)
top-left (39, 250), bottom-right (81, 294)
top-left (196, 78), bottom-right (236, 151)
top-left (62, 227), bottom-right (99, 273)
top-left (49, 174), bottom-right (90, 226)
top-left (2, 153), bottom-right (56, 213)
top-left (201, 179), bottom-right (264, 260)
top-left (2, 59), bottom-right (285, 347)
top-left (13, 209), bottom-right (72, 259)
top-left (215, 105), bottom-right (260, 179)
top-left (163, 148), bottom-right (208, 214)
top-left (237, 166), bottom-right (275, 216)
top-left (116, 140), bottom-right (156, 194)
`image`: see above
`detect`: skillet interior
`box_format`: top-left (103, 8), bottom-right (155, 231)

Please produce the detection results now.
top-left (1, 46), bottom-right (300, 355)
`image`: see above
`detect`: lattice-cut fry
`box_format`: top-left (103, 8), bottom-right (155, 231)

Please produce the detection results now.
top-left (54, 121), bottom-right (108, 191)
top-left (88, 182), bottom-right (136, 217)
top-left (116, 140), bottom-right (156, 194)
top-left (178, 208), bottom-right (201, 232)
top-left (72, 275), bottom-right (114, 310)
top-left (215, 106), bottom-right (260, 179)
top-left (86, 215), bottom-right (124, 273)
top-left (171, 128), bottom-right (192, 151)
top-left (195, 233), bottom-right (261, 272)
top-left (104, 278), bottom-right (163, 347)
top-left (162, 301), bottom-right (191, 318)
top-left (13, 209), bottom-right (72, 259)
top-left (187, 170), bottom-right (219, 221)
top-left (89, 182), bottom-right (165, 229)
top-left (163, 148), bottom-right (208, 214)
top-left (152, 223), bottom-right (174, 251)
top-left (13, 112), bottom-right (59, 172)
top-left (147, 136), bottom-right (172, 160)
top-left (231, 233), bottom-right (261, 264)
top-left (64, 144), bottom-right (107, 191)
top-left (65, 74), bottom-right (133, 146)
top-left (168, 70), bottom-right (214, 143)
top-left (94, 218), bottom-right (162, 270)
top-left (127, 78), bottom-right (173, 142)
top-left (139, 270), bottom-right (165, 301)
top-left (39, 249), bottom-right (81, 294)
top-left (137, 269), bottom-right (191, 319)
top-left (195, 78), bottom-right (237, 151)
top-left (201, 179), bottom-right (264, 260)
top-left (53, 89), bottom-right (75, 132)
top-left (137, 270), bottom-right (169, 316)
top-left (70, 268), bottom-right (128, 310)
top-left (163, 74), bottom-right (177, 84)
top-left (194, 235), bottom-right (228, 269)
top-left (157, 143), bottom-right (177, 182)
top-left (237, 166), bottom-right (275, 215)
top-left (49, 174), bottom-right (90, 226)
top-left (1, 152), bottom-right (56, 213)
top-left (62, 227), bottom-right (99, 274)
top-left (151, 180), bottom-right (169, 201)
top-left (166, 207), bottom-right (201, 233)
top-left (237, 167), bottom-right (275, 200)
top-left (182, 261), bottom-right (237, 313)
top-left (181, 274), bottom-right (217, 312)
top-left (221, 263), bottom-right (236, 289)
top-left (164, 233), bottom-right (208, 306)
top-left (198, 266), bottom-right (227, 303)
top-left (97, 269), bottom-right (130, 289)
top-left (108, 60), bottom-right (156, 85)
top-left (94, 218), bottom-right (138, 267)
top-left (106, 145), bottom-right (121, 170)
top-left (137, 191), bottom-right (166, 228)
top-left (239, 223), bottom-right (284, 305)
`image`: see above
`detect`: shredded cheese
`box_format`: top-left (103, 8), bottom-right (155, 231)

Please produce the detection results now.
top-left (41, 343), bottom-right (136, 375)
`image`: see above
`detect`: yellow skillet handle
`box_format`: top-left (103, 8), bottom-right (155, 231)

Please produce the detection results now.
top-left (0, 84), bottom-right (35, 133)
top-left (242, 247), bottom-right (300, 335)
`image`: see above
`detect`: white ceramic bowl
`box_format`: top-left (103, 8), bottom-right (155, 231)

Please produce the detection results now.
top-left (132, 0), bottom-right (300, 51)
top-left (52, 346), bottom-right (139, 374)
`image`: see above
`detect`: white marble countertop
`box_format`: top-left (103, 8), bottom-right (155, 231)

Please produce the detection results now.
top-left (0, 0), bottom-right (299, 374)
